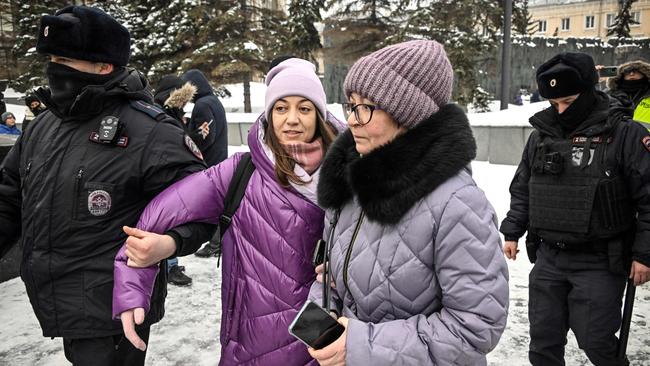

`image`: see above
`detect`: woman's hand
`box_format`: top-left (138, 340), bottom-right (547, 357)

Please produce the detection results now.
top-left (308, 317), bottom-right (348, 366)
top-left (315, 263), bottom-right (336, 288)
top-left (120, 307), bottom-right (147, 351)
top-left (123, 226), bottom-right (176, 267)
top-left (503, 240), bottom-right (519, 260)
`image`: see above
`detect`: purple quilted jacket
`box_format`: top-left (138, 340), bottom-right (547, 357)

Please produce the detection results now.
top-left (113, 114), bottom-right (344, 365)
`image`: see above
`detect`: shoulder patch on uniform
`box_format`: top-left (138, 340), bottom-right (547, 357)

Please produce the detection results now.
top-left (129, 100), bottom-right (166, 120)
top-left (642, 136), bottom-right (650, 152)
top-left (184, 134), bottom-right (204, 160)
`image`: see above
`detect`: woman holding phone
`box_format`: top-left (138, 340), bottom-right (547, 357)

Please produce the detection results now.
top-left (308, 40), bottom-right (509, 365)
top-left (112, 58), bottom-right (345, 365)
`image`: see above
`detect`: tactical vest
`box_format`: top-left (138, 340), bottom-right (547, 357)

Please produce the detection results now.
top-left (529, 131), bottom-right (634, 245)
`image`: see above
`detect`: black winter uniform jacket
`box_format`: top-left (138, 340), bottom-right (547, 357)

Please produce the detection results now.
top-left (500, 92), bottom-right (650, 266)
top-left (0, 68), bottom-right (205, 338)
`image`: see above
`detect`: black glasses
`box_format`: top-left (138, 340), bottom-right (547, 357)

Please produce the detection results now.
top-left (622, 67), bottom-right (638, 75)
top-left (342, 103), bottom-right (381, 125)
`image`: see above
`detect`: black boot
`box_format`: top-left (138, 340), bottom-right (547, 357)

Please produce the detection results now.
top-left (168, 265), bottom-right (192, 286)
top-left (194, 242), bottom-right (220, 258)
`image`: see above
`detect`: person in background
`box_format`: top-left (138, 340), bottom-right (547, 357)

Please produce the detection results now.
top-left (112, 58), bottom-right (346, 365)
top-left (502, 52), bottom-right (650, 366)
top-left (309, 40), bottom-right (509, 366)
top-left (153, 74), bottom-right (200, 287)
top-left (0, 112), bottom-right (20, 135)
top-left (607, 60), bottom-right (650, 129)
top-left (530, 89), bottom-right (542, 103)
top-left (0, 92), bottom-right (6, 115)
top-left (22, 94), bottom-right (47, 131)
top-left (182, 69), bottom-right (228, 258)
top-left (182, 69), bottom-right (230, 258)
top-left (181, 69), bottom-right (228, 167)
top-left (0, 6), bottom-right (208, 365)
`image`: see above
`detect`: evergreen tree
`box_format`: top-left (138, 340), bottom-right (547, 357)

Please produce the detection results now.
top-left (328, 0), bottom-right (394, 25)
top-left (392, 0), bottom-right (502, 106)
top-left (607, 0), bottom-right (639, 39)
top-left (472, 86), bottom-right (491, 113)
top-left (287, 0), bottom-right (326, 64)
top-left (512, 0), bottom-right (535, 36)
top-left (12, 1), bottom-right (68, 92)
top-left (320, 0), bottom-right (397, 102)
top-left (177, 0), bottom-right (288, 112)
top-left (92, 0), bottom-right (196, 86)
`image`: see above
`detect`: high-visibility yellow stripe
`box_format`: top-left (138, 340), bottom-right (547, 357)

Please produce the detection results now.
top-left (633, 97), bottom-right (650, 130)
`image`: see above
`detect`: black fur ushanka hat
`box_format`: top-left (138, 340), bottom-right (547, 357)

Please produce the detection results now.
top-left (36, 6), bottom-right (130, 67)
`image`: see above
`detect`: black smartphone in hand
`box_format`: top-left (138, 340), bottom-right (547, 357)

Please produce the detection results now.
top-left (598, 66), bottom-right (618, 77)
top-left (312, 239), bottom-right (326, 267)
top-left (288, 300), bottom-right (345, 349)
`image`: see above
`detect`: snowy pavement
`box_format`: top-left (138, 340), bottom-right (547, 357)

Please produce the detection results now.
top-left (1, 161), bottom-right (649, 365)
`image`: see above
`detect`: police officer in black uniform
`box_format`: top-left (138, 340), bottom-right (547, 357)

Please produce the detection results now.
top-left (501, 52), bottom-right (650, 365)
top-left (0, 6), bottom-right (212, 366)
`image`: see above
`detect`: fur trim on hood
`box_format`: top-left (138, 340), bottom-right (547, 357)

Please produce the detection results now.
top-left (317, 103), bottom-right (476, 225)
top-left (607, 60), bottom-right (650, 91)
top-left (164, 82), bottom-right (196, 109)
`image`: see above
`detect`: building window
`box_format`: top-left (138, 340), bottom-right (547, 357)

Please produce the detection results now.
top-left (585, 15), bottom-right (595, 29)
top-left (538, 20), bottom-right (547, 33)
top-left (632, 11), bottom-right (641, 26)
top-left (606, 13), bottom-right (615, 28)
top-left (561, 17), bottom-right (570, 31)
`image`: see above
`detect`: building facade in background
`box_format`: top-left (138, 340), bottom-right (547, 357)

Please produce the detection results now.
top-left (530, 0), bottom-right (650, 38)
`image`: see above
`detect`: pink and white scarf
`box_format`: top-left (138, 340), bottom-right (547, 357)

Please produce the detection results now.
top-left (281, 137), bottom-right (324, 175)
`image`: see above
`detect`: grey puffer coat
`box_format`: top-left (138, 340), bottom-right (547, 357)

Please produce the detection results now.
top-left (309, 104), bottom-right (509, 365)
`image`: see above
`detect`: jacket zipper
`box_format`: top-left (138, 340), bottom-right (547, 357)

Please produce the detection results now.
top-left (72, 167), bottom-right (84, 219)
top-left (22, 160), bottom-right (33, 190)
top-left (343, 211), bottom-right (365, 295)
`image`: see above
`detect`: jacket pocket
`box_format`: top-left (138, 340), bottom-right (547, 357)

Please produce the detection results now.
top-left (73, 177), bottom-right (116, 221)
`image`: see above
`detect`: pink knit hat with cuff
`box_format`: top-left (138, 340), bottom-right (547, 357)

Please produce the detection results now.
top-left (344, 40), bottom-right (454, 129)
top-left (264, 58), bottom-right (327, 120)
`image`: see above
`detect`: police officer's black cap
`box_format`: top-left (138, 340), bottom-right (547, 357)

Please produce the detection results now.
top-left (536, 52), bottom-right (598, 99)
top-left (36, 6), bottom-right (130, 67)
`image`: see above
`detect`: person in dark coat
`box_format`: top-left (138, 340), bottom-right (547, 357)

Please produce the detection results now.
top-left (0, 6), bottom-right (212, 366)
top-left (0, 92), bottom-right (6, 115)
top-left (607, 60), bottom-right (650, 129)
top-left (501, 52), bottom-right (650, 366)
top-left (182, 69), bottom-right (230, 258)
top-left (181, 69), bottom-right (228, 166)
top-left (153, 74), bottom-right (199, 287)
top-left (22, 94), bottom-right (47, 131)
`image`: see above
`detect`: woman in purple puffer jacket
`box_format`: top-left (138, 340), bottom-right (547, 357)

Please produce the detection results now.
top-left (111, 58), bottom-right (345, 365)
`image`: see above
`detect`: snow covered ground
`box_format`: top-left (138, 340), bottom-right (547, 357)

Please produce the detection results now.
top-left (1, 158), bottom-right (649, 365)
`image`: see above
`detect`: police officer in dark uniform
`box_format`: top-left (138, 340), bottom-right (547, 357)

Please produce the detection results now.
top-left (501, 52), bottom-right (650, 365)
top-left (0, 6), bottom-right (212, 365)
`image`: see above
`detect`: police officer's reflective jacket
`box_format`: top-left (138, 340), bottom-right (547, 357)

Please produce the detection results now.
top-left (501, 92), bottom-right (650, 266)
top-left (0, 68), bottom-right (206, 338)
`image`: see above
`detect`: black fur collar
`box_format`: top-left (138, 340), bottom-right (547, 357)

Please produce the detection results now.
top-left (318, 103), bottom-right (476, 225)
